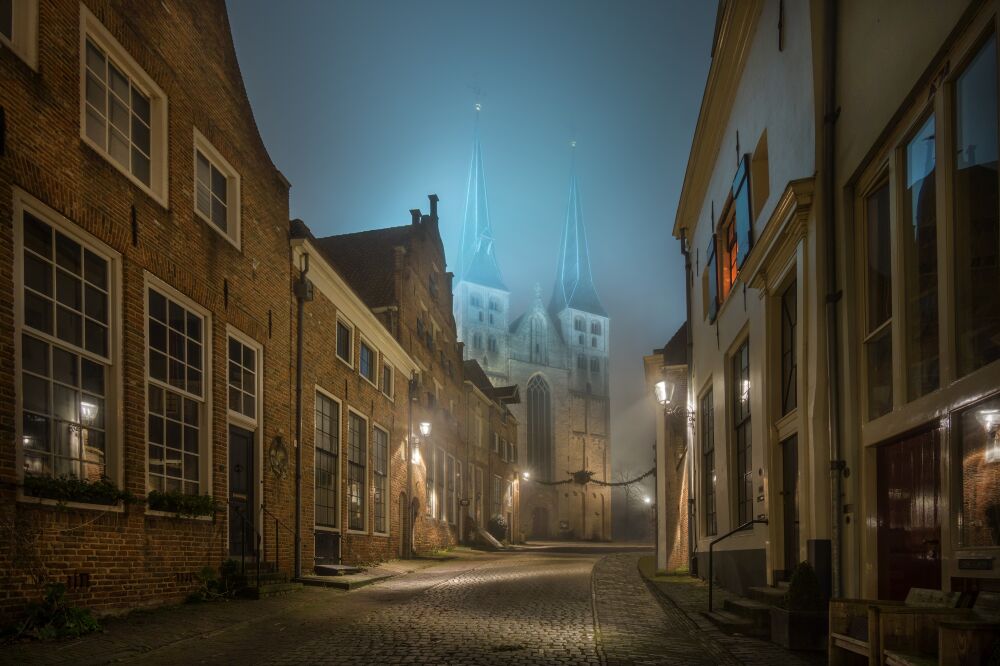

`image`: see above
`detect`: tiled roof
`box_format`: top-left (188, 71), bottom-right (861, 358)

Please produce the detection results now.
top-left (660, 321), bottom-right (688, 366)
top-left (312, 225), bottom-right (413, 309)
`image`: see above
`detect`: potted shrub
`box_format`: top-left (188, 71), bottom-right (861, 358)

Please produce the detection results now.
top-left (147, 490), bottom-right (217, 517)
top-left (22, 475), bottom-right (135, 506)
top-left (487, 515), bottom-right (508, 543)
top-left (770, 561), bottom-right (828, 651)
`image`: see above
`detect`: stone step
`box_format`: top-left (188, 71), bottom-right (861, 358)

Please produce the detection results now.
top-left (723, 598), bottom-right (771, 638)
top-left (239, 581), bottom-right (303, 599)
top-left (702, 609), bottom-right (760, 636)
top-left (747, 585), bottom-right (788, 605)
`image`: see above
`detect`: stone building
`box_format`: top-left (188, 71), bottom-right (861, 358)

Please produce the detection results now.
top-left (454, 113), bottom-right (611, 541)
top-left (673, 0), bottom-right (1000, 607)
top-left (0, 0), bottom-right (295, 617)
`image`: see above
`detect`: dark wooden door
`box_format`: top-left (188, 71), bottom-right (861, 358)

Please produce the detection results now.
top-left (877, 429), bottom-right (941, 600)
top-left (228, 425), bottom-right (255, 557)
top-left (531, 507), bottom-right (548, 538)
top-left (782, 434), bottom-right (800, 576)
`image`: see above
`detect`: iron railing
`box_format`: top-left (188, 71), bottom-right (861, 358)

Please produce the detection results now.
top-left (261, 504), bottom-right (296, 573)
top-left (227, 498), bottom-right (261, 588)
top-left (708, 518), bottom-right (768, 612)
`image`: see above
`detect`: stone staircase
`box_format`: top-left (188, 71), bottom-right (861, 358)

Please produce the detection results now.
top-left (234, 561), bottom-right (303, 599)
top-left (702, 581), bottom-right (789, 640)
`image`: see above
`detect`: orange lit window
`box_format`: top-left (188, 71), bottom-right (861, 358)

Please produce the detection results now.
top-left (718, 202), bottom-right (738, 302)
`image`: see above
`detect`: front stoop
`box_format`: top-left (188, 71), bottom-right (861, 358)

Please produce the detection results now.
top-left (240, 581), bottom-right (304, 599)
top-left (703, 583), bottom-right (827, 652)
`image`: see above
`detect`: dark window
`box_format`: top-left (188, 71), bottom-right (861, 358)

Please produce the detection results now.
top-left (336, 321), bottom-right (351, 363)
top-left (865, 183), bottom-right (893, 419)
top-left (732, 340), bottom-right (752, 526)
top-left (591, 321), bottom-right (602, 335)
top-left (359, 343), bottom-right (375, 382)
top-left (347, 412), bottom-right (366, 530)
top-left (701, 389), bottom-right (716, 536)
top-left (780, 280), bottom-right (797, 415)
top-left (577, 354), bottom-right (586, 370)
top-left (473, 333), bottom-right (482, 349)
top-left (381, 363), bottom-right (392, 397)
top-left (487, 336), bottom-right (497, 352)
top-left (590, 358), bottom-right (599, 373)
top-left (733, 154), bottom-right (753, 268)
top-left (574, 317), bottom-right (584, 332)
top-left (315, 392), bottom-right (339, 528)
top-left (527, 375), bottom-right (553, 481)
top-left (373, 426), bottom-right (388, 533)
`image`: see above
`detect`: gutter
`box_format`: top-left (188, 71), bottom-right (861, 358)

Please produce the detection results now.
top-left (680, 231), bottom-right (696, 575)
top-left (293, 253), bottom-right (313, 579)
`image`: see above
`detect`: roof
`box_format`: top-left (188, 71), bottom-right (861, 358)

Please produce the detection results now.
top-left (493, 384), bottom-right (520, 405)
top-left (659, 321), bottom-right (688, 366)
top-left (457, 111), bottom-right (507, 290)
top-left (463, 359), bottom-right (495, 398)
top-left (312, 224), bottom-right (413, 309)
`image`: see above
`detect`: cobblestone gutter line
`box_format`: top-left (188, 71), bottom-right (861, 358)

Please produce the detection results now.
top-left (590, 558), bottom-right (609, 666)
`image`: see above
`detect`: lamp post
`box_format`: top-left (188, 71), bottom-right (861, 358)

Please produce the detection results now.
top-left (406, 414), bottom-right (431, 559)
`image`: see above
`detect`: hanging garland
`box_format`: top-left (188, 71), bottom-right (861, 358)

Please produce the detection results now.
top-left (532, 466), bottom-right (655, 487)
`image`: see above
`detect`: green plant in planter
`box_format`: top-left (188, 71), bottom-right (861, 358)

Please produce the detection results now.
top-left (186, 560), bottom-right (242, 602)
top-left (487, 515), bottom-right (508, 542)
top-left (18, 582), bottom-right (99, 640)
top-left (147, 490), bottom-right (217, 517)
top-left (786, 561), bottom-right (825, 612)
top-left (23, 475), bottom-right (135, 506)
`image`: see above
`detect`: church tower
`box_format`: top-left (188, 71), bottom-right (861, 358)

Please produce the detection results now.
top-left (454, 105), bottom-right (511, 385)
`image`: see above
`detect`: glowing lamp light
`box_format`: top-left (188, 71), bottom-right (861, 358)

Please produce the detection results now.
top-left (977, 409), bottom-right (1000, 464)
top-left (654, 380), bottom-right (673, 406)
top-left (643, 496), bottom-right (652, 505)
top-left (80, 401), bottom-right (98, 422)
top-left (522, 471), bottom-right (530, 480)
top-left (741, 379), bottom-right (751, 403)
top-left (418, 422), bottom-right (432, 437)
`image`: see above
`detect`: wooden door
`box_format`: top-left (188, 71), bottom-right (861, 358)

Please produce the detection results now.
top-left (228, 425), bottom-right (255, 557)
top-left (877, 429), bottom-right (941, 600)
top-left (782, 434), bottom-right (800, 575)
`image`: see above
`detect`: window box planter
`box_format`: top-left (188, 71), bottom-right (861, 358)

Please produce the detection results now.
top-left (146, 490), bottom-right (217, 518)
top-left (22, 475), bottom-right (134, 506)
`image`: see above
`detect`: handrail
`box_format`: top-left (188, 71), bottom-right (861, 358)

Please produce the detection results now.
top-left (227, 498), bottom-right (261, 586)
top-left (708, 518), bottom-right (768, 612)
top-left (260, 504), bottom-right (295, 573)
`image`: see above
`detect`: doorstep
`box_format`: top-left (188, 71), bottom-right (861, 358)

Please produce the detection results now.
top-left (298, 571), bottom-right (395, 590)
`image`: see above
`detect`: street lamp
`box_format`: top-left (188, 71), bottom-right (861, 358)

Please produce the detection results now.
top-left (653, 380), bottom-right (673, 406)
top-left (978, 409), bottom-right (1000, 464)
top-left (643, 496), bottom-right (652, 505)
top-left (419, 421), bottom-right (432, 437)
top-left (522, 471), bottom-right (530, 481)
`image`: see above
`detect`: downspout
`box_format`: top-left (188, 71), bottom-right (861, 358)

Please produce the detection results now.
top-left (680, 231), bottom-right (696, 575)
top-left (821, 0), bottom-right (844, 598)
top-left (293, 253), bottom-right (312, 580)
top-left (406, 374), bottom-right (415, 559)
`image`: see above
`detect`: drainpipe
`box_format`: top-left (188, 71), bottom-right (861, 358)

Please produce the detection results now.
top-left (293, 253), bottom-right (312, 579)
top-left (680, 231), bottom-right (696, 575)
top-left (821, 0), bottom-right (844, 598)
top-left (406, 373), bottom-right (416, 559)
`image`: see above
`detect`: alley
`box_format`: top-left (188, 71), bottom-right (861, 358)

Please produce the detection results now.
top-left (3, 550), bottom-right (775, 665)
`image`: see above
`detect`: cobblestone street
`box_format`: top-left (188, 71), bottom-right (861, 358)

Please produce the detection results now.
top-left (2, 550), bottom-right (816, 665)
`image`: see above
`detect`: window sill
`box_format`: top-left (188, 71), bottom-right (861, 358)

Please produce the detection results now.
top-left (195, 209), bottom-right (241, 251)
top-left (145, 508), bottom-right (213, 521)
top-left (80, 136), bottom-right (168, 209)
top-left (373, 531), bottom-right (390, 538)
top-left (315, 525), bottom-right (340, 533)
top-left (360, 375), bottom-right (379, 390)
top-left (17, 493), bottom-right (125, 513)
top-left (337, 355), bottom-right (355, 370)
top-left (345, 528), bottom-right (369, 536)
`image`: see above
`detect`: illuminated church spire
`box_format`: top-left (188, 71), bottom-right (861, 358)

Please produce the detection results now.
top-left (551, 141), bottom-right (607, 316)
top-left (457, 103), bottom-right (507, 290)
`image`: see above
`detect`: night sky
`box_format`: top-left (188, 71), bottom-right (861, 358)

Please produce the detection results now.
top-left (226, 0), bottom-right (714, 483)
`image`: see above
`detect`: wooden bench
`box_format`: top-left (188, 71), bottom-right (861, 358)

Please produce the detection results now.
top-left (829, 588), bottom-right (962, 665)
top-left (880, 592), bottom-right (999, 666)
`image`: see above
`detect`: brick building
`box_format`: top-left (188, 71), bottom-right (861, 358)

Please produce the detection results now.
top-left (0, 0), bottom-right (294, 618)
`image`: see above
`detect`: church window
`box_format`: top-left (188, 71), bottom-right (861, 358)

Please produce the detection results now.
top-left (591, 321), bottom-right (602, 335)
top-left (590, 358), bottom-right (600, 373)
top-left (473, 333), bottom-right (482, 350)
top-left (574, 316), bottom-right (585, 332)
top-left (478, 311), bottom-right (484, 322)
top-left (487, 336), bottom-right (497, 353)
top-left (526, 375), bottom-right (553, 481)
top-left (470, 294), bottom-right (482, 308)
top-left (576, 354), bottom-right (586, 370)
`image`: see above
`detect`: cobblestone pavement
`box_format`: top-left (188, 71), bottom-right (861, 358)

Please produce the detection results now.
top-left (2, 549), bottom-right (821, 665)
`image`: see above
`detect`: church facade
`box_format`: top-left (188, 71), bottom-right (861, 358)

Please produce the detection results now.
top-left (454, 116), bottom-right (611, 541)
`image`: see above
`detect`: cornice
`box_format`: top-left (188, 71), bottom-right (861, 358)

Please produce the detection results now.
top-left (742, 177), bottom-right (815, 293)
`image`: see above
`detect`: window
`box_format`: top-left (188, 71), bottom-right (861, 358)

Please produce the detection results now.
top-left (864, 182), bottom-right (893, 419)
top-left (488, 313), bottom-right (495, 325)
top-left (780, 280), bottom-right (797, 415)
top-left (473, 404), bottom-right (484, 447)
top-left (147, 285), bottom-right (206, 495)
top-left (18, 206), bottom-right (115, 482)
top-left (721, 207), bottom-right (738, 300)
top-left (732, 340), bottom-right (751, 525)
top-left (902, 115), bottom-right (939, 399)
top-left (492, 475), bottom-right (502, 517)
top-left (954, 34), bottom-right (999, 377)
top-left (347, 412), bottom-right (366, 531)
top-left (438, 447), bottom-right (447, 522)
top-left (704, 236), bottom-right (718, 322)
top-left (336, 319), bottom-right (352, 364)
top-left (957, 395), bottom-right (1000, 547)
top-left (591, 337), bottom-right (597, 348)
top-left (732, 154), bottom-right (753, 268)
top-left (446, 454), bottom-right (455, 525)
top-left (488, 298), bottom-right (501, 312)
top-left (577, 354), bottom-right (586, 370)
top-left (574, 317), bottom-right (585, 332)
top-left (505, 480), bottom-right (513, 510)
top-left (373, 426), bottom-right (388, 534)
top-left (426, 447), bottom-right (436, 518)
top-left (701, 389), bottom-right (716, 536)
top-left (381, 362), bottom-right (393, 398)
top-left (591, 321), bottom-right (602, 335)
top-left (750, 131), bottom-right (770, 220)
top-left (492, 432), bottom-right (499, 455)
top-left (590, 358), bottom-right (600, 373)
top-left (359, 341), bottom-right (376, 384)
top-left (315, 392), bottom-right (339, 528)
top-left (1, 0), bottom-right (37, 68)
top-left (81, 10), bottom-right (166, 204)
top-left (499, 438), bottom-right (508, 462)
top-left (194, 131), bottom-right (241, 247)
top-left (470, 294), bottom-right (482, 308)
top-left (478, 310), bottom-right (484, 322)
top-left (473, 333), bottom-right (482, 349)
top-left (487, 336), bottom-right (497, 352)
top-left (526, 375), bottom-right (553, 481)
top-left (578, 334), bottom-right (585, 345)
top-left (227, 335), bottom-right (257, 422)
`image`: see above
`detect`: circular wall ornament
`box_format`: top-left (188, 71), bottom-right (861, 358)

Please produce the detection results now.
top-left (268, 436), bottom-right (289, 479)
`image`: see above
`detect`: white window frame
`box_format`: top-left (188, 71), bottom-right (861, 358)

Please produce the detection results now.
top-left (314, 386), bottom-right (342, 533)
top-left (372, 422), bottom-right (390, 536)
top-left (345, 407), bottom-right (369, 534)
top-left (1, 0), bottom-right (38, 69)
top-left (143, 272), bottom-right (213, 497)
top-left (79, 5), bottom-right (168, 207)
top-left (358, 336), bottom-right (378, 387)
top-left (193, 129), bottom-right (242, 249)
top-left (225, 326), bottom-right (261, 431)
top-left (335, 315), bottom-right (354, 368)
top-left (13, 188), bottom-right (124, 500)
top-left (380, 359), bottom-right (395, 400)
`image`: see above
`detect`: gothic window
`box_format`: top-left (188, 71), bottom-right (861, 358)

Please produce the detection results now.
top-left (529, 314), bottom-right (547, 364)
top-left (526, 375), bottom-right (553, 481)
top-left (574, 316), bottom-right (585, 332)
top-left (590, 358), bottom-right (600, 373)
top-left (487, 336), bottom-right (497, 353)
top-left (590, 321), bottom-right (602, 335)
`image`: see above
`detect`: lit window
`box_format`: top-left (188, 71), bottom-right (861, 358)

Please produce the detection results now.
top-left (347, 412), bottom-right (367, 531)
top-left (146, 286), bottom-right (206, 495)
top-left (81, 10), bottom-right (167, 204)
top-left (315, 392), bottom-right (339, 528)
top-left (336, 320), bottom-right (352, 364)
top-left (958, 397), bottom-right (1000, 547)
top-left (19, 207), bottom-right (115, 482)
top-left (227, 335), bottom-right (257, 422)
top-left (701, 388), bottom-right (716, 536)
top-left (359, 341), bottom-right (376, 384)
top-left (373, 426), bottom-right (389, 533)
top-left (732, 340), bottom-right (751, 525)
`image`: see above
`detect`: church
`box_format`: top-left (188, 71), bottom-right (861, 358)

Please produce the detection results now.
top-left (453, 111), bottom-right (612, 541)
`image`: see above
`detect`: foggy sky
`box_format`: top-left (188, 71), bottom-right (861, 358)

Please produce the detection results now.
top-left (226, 0), bottom-right (714, 478)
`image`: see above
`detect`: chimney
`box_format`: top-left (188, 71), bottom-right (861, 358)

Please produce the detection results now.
top-left (410, 208), bottom-right (421, 226)
top-left (428, 194), bottom-right (439, 221)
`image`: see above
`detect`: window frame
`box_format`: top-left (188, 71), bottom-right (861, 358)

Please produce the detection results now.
top-left (79, 6), bottom-right (168, 207)
top-left (14, 189), bottom-right (124, 498)
top-left (225, 326), bottom-right (261, 430)
top-left (345, 407), bottom-right (368, 534)
top-left (143, 273), bottom-right (213, 498)
top-left (335, 315), bottom-right (354, 368)
top-left (699, 383), bottom-right (717, 536)
top-left (313, 387), bottom-right (341, 532)
top-left (192, 129), bottom-right (242, 249)
top-left (1, 0), bottom-right (38, 69)
top-left (730, 338), bottom-right (752, 527)
top-left (381, 360), bottom-right (394, 400)
top-left (372, 422), bottom-right (390, 536)
top-left (358, 337), bottom-right (377, 387)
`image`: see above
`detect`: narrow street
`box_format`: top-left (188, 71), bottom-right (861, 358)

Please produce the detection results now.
top-left (1, 549), bottom-right (818, 666)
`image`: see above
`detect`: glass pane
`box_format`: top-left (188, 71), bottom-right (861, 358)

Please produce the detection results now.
top-left (148, 289), bottom-right (166, 322)
top-left (959, 397), bottom-right (1000, 547)
top-left (211, 165), bottom-right (227, 200)
top-left (85, 107), bottom-right (106, 147)
top-left (866, 182), bottom-right (892, 331)
top-left (85, 284), bottom-right (108, 323)
top-left (211, 196), bottom-right (227, 232)
top-left (56, 271), bottom-right (81, 310)
top-left (55, 233), bottom-right (81, 275)
top-left (954, 35), bottom-right (1000, 377)
top-left (132, 148), bottom-right (150, 185)
top-left (196, 152), bottom-right (210, 187)
top-left (108, 63), bottom-right (129, 102)
top-left (21, 335), bottom-right (48, 376)
top-left (109, 97), bottom-right (129, 134)
top-left (53, 384), bottom-right (78, 423)
top-left (867, 327), bottom-right (893, 419)
top-left (23, 214), bottom-right (52, 258)
top-left (25, 292), bottom-right (52, 334)
top-left (56, 306), bottom-right (82, 347)
top-left (22, 373), bottom-right (49, 414)
top-left (52, 347), bottom-right (77, 386)
top-left (149, 350), bottom-right (166, 382)
top-left (109, 128), bottom-right (129, 167)
top-left (229, 387), bottom-right (240, 412)
top-left (84, 319), bottom-right (107, 357)
top-left (187, 340), bottom-right (202, 370)
top-left (186, 311), bottom-right (201, 342)
top-left (196, 183), bottom-right (211, 218)
top-left (81, 358), bottom-right (104, 395)
top-left (131, 87), bottom-right (150, 124)
top-left (168, 301), bottom-right (184, 332)
top-left (85, 73), bottom-right (106, 114)
top-left (85, 41), bottom-right (105, 80)
top-left (23, 253), bottom-right (52, 296)
top-left (132, 114), bottom-right (150, 156)
top-left (23, 413), bottom-right (50, 453)
top-left (84, 249), bottom-right (107, 290)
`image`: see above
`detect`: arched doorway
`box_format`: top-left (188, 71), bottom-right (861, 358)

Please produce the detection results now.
top-left (531, 506), bottom-right (549, 538)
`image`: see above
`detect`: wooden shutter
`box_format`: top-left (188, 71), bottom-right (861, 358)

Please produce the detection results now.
top-left (706, 236), bottom-right (718, 323)
top-left (733, 154), bottom-right (753, 268)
